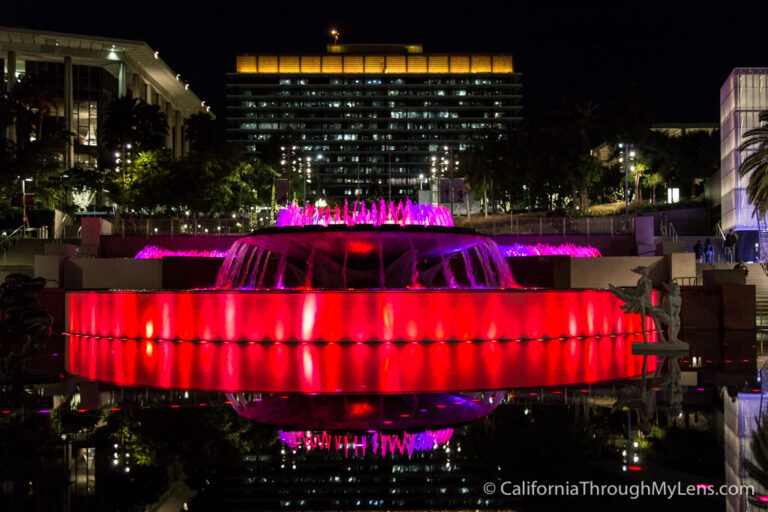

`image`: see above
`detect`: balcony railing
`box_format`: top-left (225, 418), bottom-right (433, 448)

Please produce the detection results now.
top-left (113, 217), bottom-right (269, 237)
top-left (457, 215), bottom-right (635, 236)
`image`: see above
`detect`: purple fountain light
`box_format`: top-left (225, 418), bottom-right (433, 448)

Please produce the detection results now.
top-left (276, 199), bottom-right (453, 228)
top-left (498, 242), bottom-right (602, 258)
top-left (135, 245), bottom-right (228, 259)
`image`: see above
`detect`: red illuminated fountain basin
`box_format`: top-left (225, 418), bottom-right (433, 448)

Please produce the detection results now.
top-left (66, 289), bottom-right (657, 393)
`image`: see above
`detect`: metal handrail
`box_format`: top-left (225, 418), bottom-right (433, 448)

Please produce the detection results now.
top-left (668, 222), bottom-right (680, 243)
top-left (0, 224), bottom-right (27, 262)
top-left (672, 276), bottom-right (702, 286)
top-left (715, 222), bottom-right (726, 241)
top-left (115, 216), bottom-right (264, 237)
top-left (54, 213), bottom-right (70, 241)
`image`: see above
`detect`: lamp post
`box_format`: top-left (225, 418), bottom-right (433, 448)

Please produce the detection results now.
top-left (619, 142), bottom-right (635, 216)
top-left (387, 146), bottom-right (392, 203)
top-left (315, 154), bottom-right (323, 202)
top-left (280, 145), bottom-right (297, 203)
top-left (444, 145), bottom-right (454, 216)
top-left (303, 156), bottom-right (311, 204)
top-left (20, 177), bottom-right (32, 228)
top-left (431, 155), bottom-right (437, 205)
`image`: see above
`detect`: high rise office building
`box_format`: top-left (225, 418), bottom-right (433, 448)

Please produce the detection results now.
top-left (227, 44), bottom-right (522, 204)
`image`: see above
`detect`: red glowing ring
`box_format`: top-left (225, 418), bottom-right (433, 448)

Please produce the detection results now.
top-left (66, 289), bottom-right (656, 343)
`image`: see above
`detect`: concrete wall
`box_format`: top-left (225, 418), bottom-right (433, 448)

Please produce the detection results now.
top-left (34, 255), bottom-right (65, 288)
top-left (80, 217), bottom-right (113, 257)
top-left (569, 256), bottom-right (666, 289)
top-left (162, 257), bottom-right (224, 289)
top-left (667, 252), bottom-right (696, 281)
top-left (568, 253), bottom-right (696, 289)
top-left (703, 269), bottom-right (746, 286)
top-left (635, 215), bottom-right (654, 255)
top-left (645, 207), bottom-right (712, 236)
top-left (62, 258), bottom-right (163, 289)
top-left (507, 256), bottom-right (570, 289)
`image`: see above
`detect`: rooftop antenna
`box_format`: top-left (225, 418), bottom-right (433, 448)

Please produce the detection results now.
top-left (330, 28), bottom-right (340, 44)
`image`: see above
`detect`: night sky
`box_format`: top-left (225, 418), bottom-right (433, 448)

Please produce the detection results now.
top-left (5, 0), bottom-right (768, 126)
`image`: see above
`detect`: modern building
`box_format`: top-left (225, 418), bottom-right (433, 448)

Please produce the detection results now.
top-left (1, 26), bottom-right (210, 170)
top-left (226, 44), bottom-right (522, 204)
top-left (720, 68), bottom-right (768, 261)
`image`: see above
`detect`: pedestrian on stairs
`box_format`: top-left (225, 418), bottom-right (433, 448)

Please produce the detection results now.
top-left (704, 238), bottom-right (714, 263)
top-left (693, 240), bottom-right (703, 263)
top-left (725, 229), bottom-right (738, 263)
top-left (734, 259), bottom-right (748, 277)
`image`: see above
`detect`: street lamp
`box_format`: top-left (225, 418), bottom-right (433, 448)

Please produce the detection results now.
top-left (387, 146), bottom-right (392, 203)
top-left (443, 145), bottom-right (455, 216)
top-left (431, 155), bottom-right (438, 204)
top-left (315, 154), bottom-right (324, 202)
top-left (20, 177), bottom-right (32, 228)
top-left (281, 145), bottom-right (297, 203)
top-left (618, 142), bottom-right (635, 216)
top-left (304, 156), bottom-right (311, 204)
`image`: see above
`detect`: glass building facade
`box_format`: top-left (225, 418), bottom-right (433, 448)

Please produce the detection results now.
top-left (2, 59), bottom-right (118, 169)
top-left (720, 68), bottom-right (768, 231)
top-left (720, 68), bottom-right (768, 260)
top-left (226, 45), bottom-right (522, 203)
top-left (1, 27), bottom-right (211, 176)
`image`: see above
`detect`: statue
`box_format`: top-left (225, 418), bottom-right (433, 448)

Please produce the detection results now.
top-left (609, 266), bottom-right (686, 433)
top-left (609, 266), bottom-right (654, 343)
top-left (652, 282), bottom-right (682, 343)
top-left (0, 274), bottom-right (52, 378)
top-left (611, 383), bottom-right (653, 433)
top-left (609, 267), bottom-right (684, 345)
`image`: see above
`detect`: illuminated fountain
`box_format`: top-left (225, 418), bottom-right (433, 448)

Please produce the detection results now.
top-left (66, 201), bottom-right (655, 430)
top-left (218, 200), bottom-right (514, 290)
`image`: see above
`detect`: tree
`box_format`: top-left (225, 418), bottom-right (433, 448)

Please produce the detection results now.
top-left (643, 129), bottom-right (719, 201)
top-left (603, 84), bottom-right (655, 145)
top-left (0, 75), bottom-right (69, 213)
top-left (102, 97), bottom-right (168, 172)
top-left (185, 112), bottom-right (218, 154)
top-left (643, 171), bottom-right (665, 203)
top-left (739, 111), bottom-right (768, 218)
top-left (460, 131), bottom-right (506, 216)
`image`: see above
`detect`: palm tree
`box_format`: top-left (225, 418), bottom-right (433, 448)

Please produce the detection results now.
top-left (739, 110), bottom-right (768, 218)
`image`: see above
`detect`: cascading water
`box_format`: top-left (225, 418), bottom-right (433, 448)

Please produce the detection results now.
top-left (216, 201), bottom-right (517, 290)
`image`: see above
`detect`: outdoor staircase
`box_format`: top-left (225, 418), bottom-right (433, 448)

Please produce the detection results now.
top-left (0, 238), bottom-right (49, 283)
